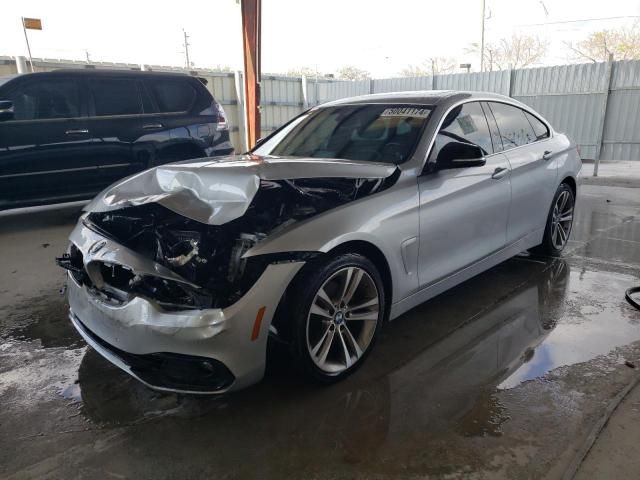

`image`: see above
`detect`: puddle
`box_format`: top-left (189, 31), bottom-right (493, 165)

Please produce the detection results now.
top-left (499, 268), bottom-right (640, 389)
top-left (2, 293), bottom-right (84, 349)
top-left (24, 257), bottom-right (635, 432)
top-left (2, 253), bottom-right (637, 437)
top-left (74, 349), bottom-right (216, 425)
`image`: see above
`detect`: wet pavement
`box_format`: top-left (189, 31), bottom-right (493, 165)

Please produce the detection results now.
top-left (1, 183), bottom-right (640, 479)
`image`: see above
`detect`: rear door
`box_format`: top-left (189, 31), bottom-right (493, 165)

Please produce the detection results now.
top-left (86, 76), bottom-right (159, 189)
top-left (0, 74), bottom-right (96, 209)
top-left (417, 101), bottom-right (512, 288)
top-left (145, 77), bottom-right (211, 163)
top-left (486, 102), bottom-right (557, 244)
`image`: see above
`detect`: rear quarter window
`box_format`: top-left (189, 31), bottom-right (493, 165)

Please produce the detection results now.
top-left (524, 111), bottom-right (550, 140)
top-left (487, 102), bottom-right (537, 150)
top-left (149, 79), bottom-right (196, 113)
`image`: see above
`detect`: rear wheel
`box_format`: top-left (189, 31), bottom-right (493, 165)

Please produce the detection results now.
top-left (290, 253), bottom-right (385, 383)
top-left (534, 183), bottom-right (575, 256)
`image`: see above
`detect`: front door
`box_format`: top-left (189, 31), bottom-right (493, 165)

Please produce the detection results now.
top-left (417, 101), bottom-right (511, 288)
top-left (0, 76), bottom-right (96, 209)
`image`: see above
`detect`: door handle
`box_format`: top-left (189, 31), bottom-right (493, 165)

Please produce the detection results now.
top-left (142, 123), bottom-right (164, 130)
top-left (65, 128), bottom-right (89, 135)
top-left (492, 167), bottom-right (509, 179)
top-left (542, 150), bottom-right (553, 161)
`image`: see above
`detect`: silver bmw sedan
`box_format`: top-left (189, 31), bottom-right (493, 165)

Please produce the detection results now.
top-left (58, 90), bottom-right (582, 394)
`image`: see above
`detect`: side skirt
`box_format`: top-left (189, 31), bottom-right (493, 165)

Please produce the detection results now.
top-left (389, 228), bottom-right (545, 320)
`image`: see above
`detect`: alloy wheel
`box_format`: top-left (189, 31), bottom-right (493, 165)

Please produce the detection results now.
top-left (306, 266), bottom-right (380, 374)
top-left (551, 189), bottom-right (574, 250)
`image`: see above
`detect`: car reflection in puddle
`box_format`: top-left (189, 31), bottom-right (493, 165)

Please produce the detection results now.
top-left (64, 254), bottom-right (640, 474)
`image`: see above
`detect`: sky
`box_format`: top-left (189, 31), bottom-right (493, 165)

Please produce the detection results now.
top-left (1, 0), bottom-right (639, 77)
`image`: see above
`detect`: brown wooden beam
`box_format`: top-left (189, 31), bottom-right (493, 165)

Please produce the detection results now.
top-left (241, 0), bottom-right (261, 149)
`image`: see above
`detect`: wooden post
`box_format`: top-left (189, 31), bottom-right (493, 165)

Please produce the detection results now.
top-left (241, 0), bottom-right (261, 149)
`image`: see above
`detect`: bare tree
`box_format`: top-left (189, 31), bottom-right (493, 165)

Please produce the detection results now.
top-left (286, 66), bottom-right (320, 78)
top-left (400, 57), bottom-right (457, 77)
top-left (336, 65), bottom-right (371, 80)
top-left (468, 34), bottom-right (548, 71)
top-left (565, 23), bottom-right (640, 62)
top-left (400, 64), bottom-right (429, 77)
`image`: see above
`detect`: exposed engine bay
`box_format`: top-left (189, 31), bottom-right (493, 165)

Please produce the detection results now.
top-left (59, 175), bottom-right (397, 311)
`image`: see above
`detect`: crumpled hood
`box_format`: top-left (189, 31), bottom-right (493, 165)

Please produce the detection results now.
top-left (85, 154), bottom-right (398, 225)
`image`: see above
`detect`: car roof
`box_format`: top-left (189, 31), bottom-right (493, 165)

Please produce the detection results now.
top-left (320, 90), bottom-right (513, 107)
top-left (12, 69), bottom-right (194, 80)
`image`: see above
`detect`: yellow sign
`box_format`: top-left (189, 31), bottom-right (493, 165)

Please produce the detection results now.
top-left (23, 18), bottom-right (42, 30)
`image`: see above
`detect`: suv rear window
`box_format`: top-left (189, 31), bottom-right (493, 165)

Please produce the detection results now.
top-left (149, 80), bottom-right (195, 113)
top-left (89, 78), bottom-right (143, 116)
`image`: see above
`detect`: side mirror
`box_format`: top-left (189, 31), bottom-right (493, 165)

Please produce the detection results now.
top-left (0, 100), bottom-right (14, 121)
top-left (436, 141), bottom-right (486, 170)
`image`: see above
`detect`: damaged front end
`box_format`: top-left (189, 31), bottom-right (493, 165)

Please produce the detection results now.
top-left (57, 157), bottom-right (399, 392)
top-left (59, 170), bottom-right (398, 313)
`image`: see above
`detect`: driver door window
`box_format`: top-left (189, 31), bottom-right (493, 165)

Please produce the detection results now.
top-left (7, 79), bottom-right (81, 121)
top-left (430, 101), bottom-right (494, 164)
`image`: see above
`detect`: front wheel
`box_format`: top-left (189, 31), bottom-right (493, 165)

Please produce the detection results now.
top-left (289, 253), bottom-right (385, 383)
top-left (534, 183), bottom-right (575, 256)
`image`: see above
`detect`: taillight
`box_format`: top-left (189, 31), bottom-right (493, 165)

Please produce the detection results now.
top-left (216, 103), bottom-right (229, 131)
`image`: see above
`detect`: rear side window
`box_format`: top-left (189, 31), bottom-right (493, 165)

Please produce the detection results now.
top-left (488, 102), bottom-right (536, 150)
top-left (149, 79), bottom-right (195, 113)
top-left (431, 101), bottom-right (494, 161)
top-left (7, 79), bottom-right (81, 120)
top-left (524, 111), bottom-right (550, 140)
top-left (89, 78), bottom-right (143, 116)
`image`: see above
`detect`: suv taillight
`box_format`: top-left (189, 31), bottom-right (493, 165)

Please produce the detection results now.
top-left (216, 103), bottom-right (229, 131)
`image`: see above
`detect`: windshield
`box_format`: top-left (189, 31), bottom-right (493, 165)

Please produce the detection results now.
top-left (253, 104), bottom-right (432, 164)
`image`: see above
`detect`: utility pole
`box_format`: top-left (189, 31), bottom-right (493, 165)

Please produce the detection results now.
top-left (182, 29), bottom-right (191, 69)
top-left (480, 0), bottom-right (486, 72)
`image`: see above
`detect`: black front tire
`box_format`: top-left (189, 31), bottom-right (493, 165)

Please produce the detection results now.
top-left (288, 253), bottom-right (386, 384)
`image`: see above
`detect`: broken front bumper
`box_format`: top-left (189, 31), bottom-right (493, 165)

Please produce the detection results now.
top-left (66, 223), bottom-right (304, 394)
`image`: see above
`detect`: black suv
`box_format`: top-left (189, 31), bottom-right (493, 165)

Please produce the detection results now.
top-left (0, 70), bottom-right (234, 210)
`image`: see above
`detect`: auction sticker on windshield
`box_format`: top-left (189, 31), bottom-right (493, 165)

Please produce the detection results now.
top-left (381, 107), bottom-right (430, 118)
